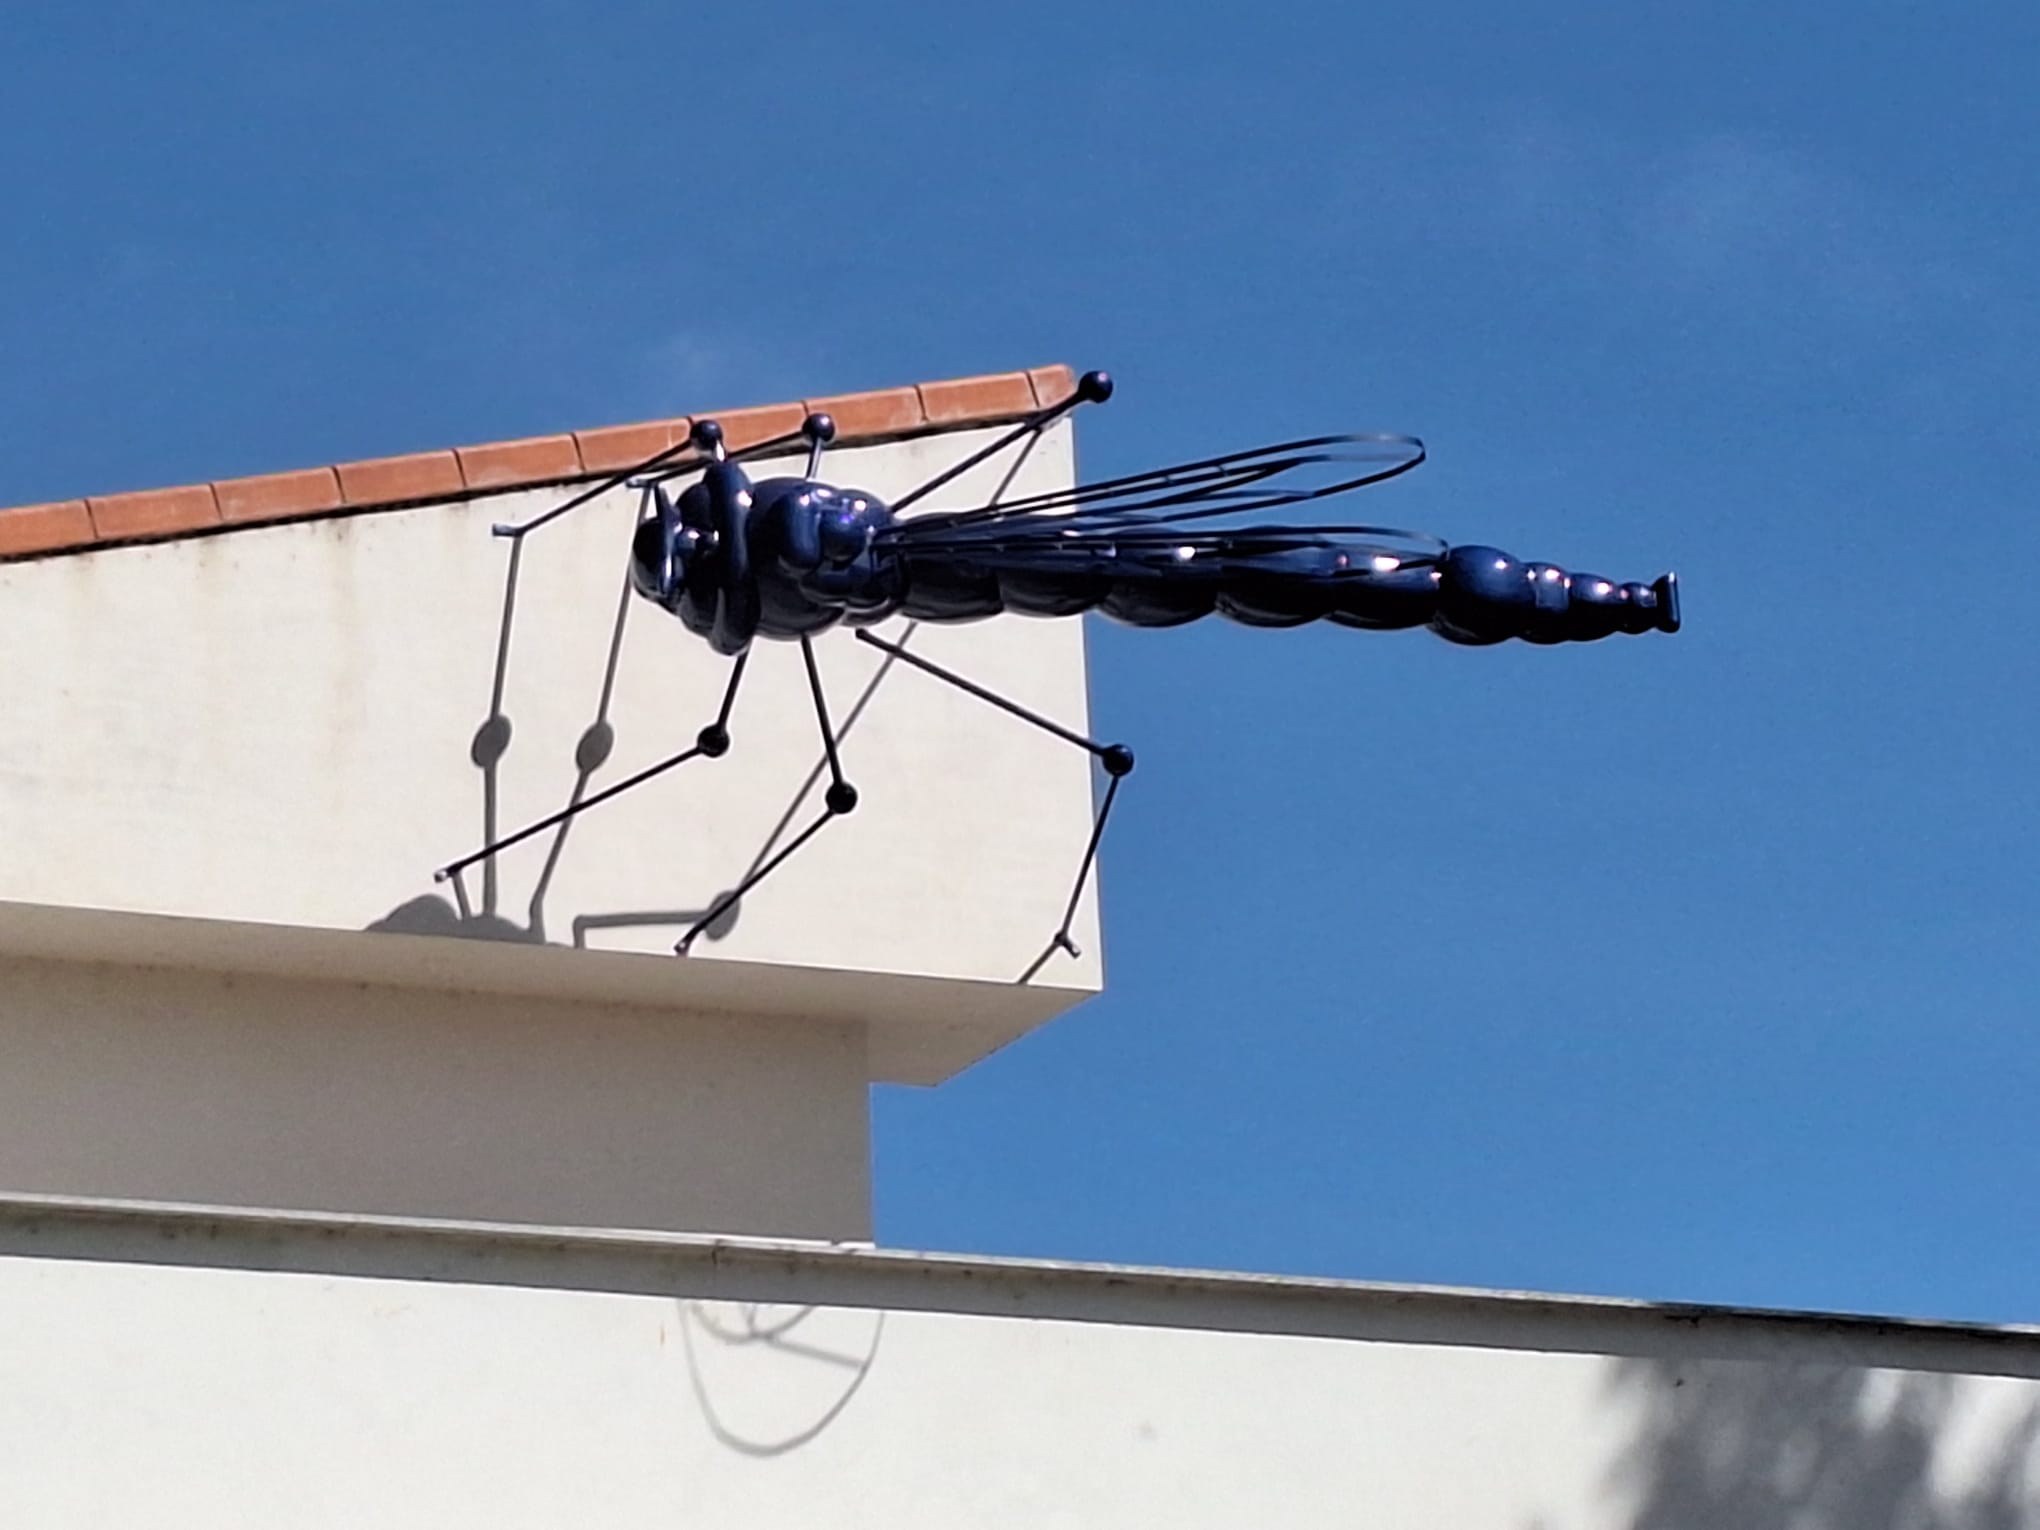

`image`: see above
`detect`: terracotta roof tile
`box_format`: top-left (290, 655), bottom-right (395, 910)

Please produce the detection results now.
top-left (87, 484), bottom-right (221, 542)
top-left (803, 386), bottom-right (922, 439)
top-left (335, 450), bottom-right (465, 508)
top-left (0, 500), bottom-right (94, 558)
top-left (574, 420), bottom-right (687, 475)
top-left (709, 402), bottom-right (808, 455)
top-left (0, 364), bottom-right (1070, 561)
top-left (1028, 365), bottom-right (1078, 408)
top-left (918, 371), bottom-right (1037, 425)
top-left (214, 467), bottom-right (344, 526)
top-left (455, 433), bottom-right (582, 491)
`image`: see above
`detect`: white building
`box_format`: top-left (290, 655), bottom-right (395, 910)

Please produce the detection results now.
top-left (0, 365), bottom-right (2034, 1526)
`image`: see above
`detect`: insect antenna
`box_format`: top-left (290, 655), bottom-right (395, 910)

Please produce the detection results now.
top-left (490, 413), bottom-right (838, 540)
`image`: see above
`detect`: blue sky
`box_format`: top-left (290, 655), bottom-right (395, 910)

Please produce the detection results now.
top-left (5, 2), bottom-right (2036, 1323)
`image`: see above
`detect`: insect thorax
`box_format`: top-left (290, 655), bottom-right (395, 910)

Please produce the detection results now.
top-left (631, 464), bottom-right (904, 654)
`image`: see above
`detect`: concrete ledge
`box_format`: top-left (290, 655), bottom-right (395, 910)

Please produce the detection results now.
top-left (4, 1192), bottom-right (2036, 1379)
top-left (0, 900), bottom-right (1085, 1086)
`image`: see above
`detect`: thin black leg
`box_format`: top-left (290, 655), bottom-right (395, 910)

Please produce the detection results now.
top-left (491, 411), bottom-right (837, 540)
top-left (889, 369), bottom-right (1113, 513)
top-left (492, 437), bottom-right (699, 539)
top-left (435, 653), bottom-right (748, 884)
top-left (800, 410), bottom-right (837, 478)
top-left (1015, 768), bottom-right (1128, 984)
top-left (676, 636), bottom-right (858, 954)
top-left (851, 627), bottom-right (1133, 981)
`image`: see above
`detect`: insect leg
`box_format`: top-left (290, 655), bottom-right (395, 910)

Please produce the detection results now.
top-left (675, 636), bottom-right (859, 955)
top-left (1018, 769), bottom-right (1127, 984)
top-left (491, 432), bottom-right (700, 540)
top-left (434, 653), bottom-right (749, 885)
top-left (799, 411), bottom-right (836, 477)
top-left (890, 369), bottom-right (1113, 513)
top-left (850, 627), bottom-right (1133, 980)
top-left (491, 410), bottom-right (837, 541)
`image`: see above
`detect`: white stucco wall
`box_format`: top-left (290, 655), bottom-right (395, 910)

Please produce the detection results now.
top-left (0, 958), bottom-right (871, 1240)
top-left (0, 418), bottom-right (1119, 1235)
top-left (1, 1206), bottom-right (2034, 1529)
top-left (0, 422), bottom-right (1104, 1012)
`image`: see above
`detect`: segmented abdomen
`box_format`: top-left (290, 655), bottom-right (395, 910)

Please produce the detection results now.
top-left (883, 543), bottom-right (1677, 645)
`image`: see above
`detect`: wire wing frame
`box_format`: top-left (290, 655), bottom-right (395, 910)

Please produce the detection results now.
top-left (879, 431), bottom-right (1434, 558)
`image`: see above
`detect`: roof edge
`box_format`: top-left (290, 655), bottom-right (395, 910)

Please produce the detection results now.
top-left (4, 1191), bottom-right (2037, 1375)
top-left (0, 364), bottom-right (1076, 563)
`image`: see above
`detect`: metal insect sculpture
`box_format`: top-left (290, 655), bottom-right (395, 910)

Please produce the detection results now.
top-left (437, 370), bottom-right (1678, 971)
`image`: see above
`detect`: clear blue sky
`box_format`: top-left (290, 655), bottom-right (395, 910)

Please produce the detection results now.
top-left (5, 2), bottom-right (2035, 1324)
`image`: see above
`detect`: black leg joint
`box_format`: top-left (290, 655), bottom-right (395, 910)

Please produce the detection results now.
top-left (825, 781), bottom-right (860, 815)
top-left (1101, 744), bottom-right (1135, 778)
top-left (697, 723), bottom-right (731, 758)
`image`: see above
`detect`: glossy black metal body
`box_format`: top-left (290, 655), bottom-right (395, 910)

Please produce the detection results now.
top-left (630, 461), bottom-right (1680, 655)
top-left (452, 373), bottom-right (1681, 966)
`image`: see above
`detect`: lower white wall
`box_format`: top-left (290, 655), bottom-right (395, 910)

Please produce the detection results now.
top-left (0, 1244), bottom-right (2033, 1530)
top-left (0, 957), bottom-right (870, 1240)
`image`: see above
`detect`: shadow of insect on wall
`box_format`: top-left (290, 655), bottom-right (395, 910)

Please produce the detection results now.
top-left (676, 1301), bottom-right (886, 1458)
top-left (366, 535), bottom-right (923, 958)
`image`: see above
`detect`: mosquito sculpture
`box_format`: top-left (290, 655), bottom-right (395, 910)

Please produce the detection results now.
top-left (436, 370), bottom-right (1678, 970)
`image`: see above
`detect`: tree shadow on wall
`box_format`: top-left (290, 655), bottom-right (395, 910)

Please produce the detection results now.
top-left (1591, 1353), bottom-right (2040, 1529)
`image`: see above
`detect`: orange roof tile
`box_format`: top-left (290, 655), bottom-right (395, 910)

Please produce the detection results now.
top-left (0, 365), bottom-right (1076, 562)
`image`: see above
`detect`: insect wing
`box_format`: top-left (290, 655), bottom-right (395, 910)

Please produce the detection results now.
top-left (886, 432), bottom-right (1427, 544)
